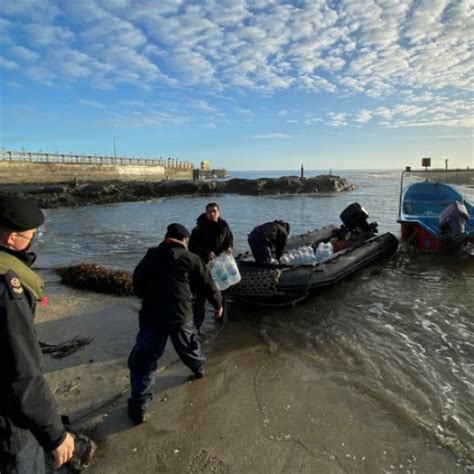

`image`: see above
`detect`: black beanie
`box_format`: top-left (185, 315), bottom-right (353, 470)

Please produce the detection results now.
top-left (165, 223), bottom-right (190, 239)
top-left (0, 195), bottom-right (45, 231)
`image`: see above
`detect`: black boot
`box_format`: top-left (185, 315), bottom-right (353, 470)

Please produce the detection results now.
top-left (127, 405), bottom-right (148, 425)
top-left (192, 366), bottom-right (205, 379)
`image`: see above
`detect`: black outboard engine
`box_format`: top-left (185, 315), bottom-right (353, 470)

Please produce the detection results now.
top-left (438, 201), bottom-right (470, 256)
top-left (340, 202), bottom-right (378, 234)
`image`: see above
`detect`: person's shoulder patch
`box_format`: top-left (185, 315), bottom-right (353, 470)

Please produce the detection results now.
top-left (3, 270), bottom-right (25, 299)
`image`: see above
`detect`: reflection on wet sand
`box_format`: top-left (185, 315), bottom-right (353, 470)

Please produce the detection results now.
top-left (37, 258), bottom-right (471, 472)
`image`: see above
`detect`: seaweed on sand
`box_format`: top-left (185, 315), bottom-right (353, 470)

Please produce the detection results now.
top-left (55, 264), bottom-right (134, 296)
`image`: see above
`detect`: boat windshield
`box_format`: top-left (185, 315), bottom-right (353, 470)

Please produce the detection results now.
top-left (402, 201), bottom-right (457, 216)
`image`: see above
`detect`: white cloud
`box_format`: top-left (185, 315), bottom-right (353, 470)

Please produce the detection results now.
top-left (236, 108), bottom-right (254, 117)
top-left (1, 0), bottom-right (472, 130)
top-left (0, 56), bottom-right (18, 70)
top-left (79, 99), bottom-right (105, 108)
top-left (190, 99), bottom-right (218, 113)
top-left (9, 45), bottom-right (39, 61)
top-left (326, 112), bottom-right (348, 127)
top-left (80, 16), bottom-right (146, 48)
top-left (354, 109), bottom-right (373, 123)
top-left (303, 116), bottom-right (324, 125)
top-left (26, 65), bottom-right (55, 83)
top-left (202, 122), bottom-right (216, 129)
top-left (24, 23), bottom-right (75, 47)
top-left (247, 132), bottom-right (295, 139)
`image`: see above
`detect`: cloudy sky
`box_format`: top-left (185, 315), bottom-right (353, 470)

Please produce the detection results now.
top-left (1, 0), bottom-right (473, 170)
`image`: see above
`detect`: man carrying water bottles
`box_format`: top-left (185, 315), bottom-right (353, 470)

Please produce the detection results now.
top-left (128, 223), bottom-right (222, 424)
top-left (248, 220), bottom-right (290, 264)
top-left (189, 203), bottom-right (233, 331)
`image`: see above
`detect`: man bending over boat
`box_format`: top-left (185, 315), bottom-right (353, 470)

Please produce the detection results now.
top-left (248, 221), bottom-right (290, 264)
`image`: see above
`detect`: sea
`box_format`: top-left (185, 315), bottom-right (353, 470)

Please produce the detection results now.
top-left (34, 169), bottom-right (473, 469)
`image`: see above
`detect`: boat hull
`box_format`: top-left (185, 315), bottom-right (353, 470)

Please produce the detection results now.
top-left (230, 229), bottom-right (399, 306)
top-left (398, 180), bottom-right (474, 254)
top-left (400, 222), bottom-right (446, 252)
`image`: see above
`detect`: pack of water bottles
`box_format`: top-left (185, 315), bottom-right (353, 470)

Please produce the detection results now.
top-left (208, 253), bottom-right (242, 291)
top-left (280, 242), bottom-right (334, 266)
top-left (314, 242), bottom-right (334, 261)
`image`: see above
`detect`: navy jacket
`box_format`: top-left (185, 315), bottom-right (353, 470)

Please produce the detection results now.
top-left (0, 251), bottom-right (66, 458)
top-left (189, 214), bottom-right (233, 263)
top-left (133, 240), bottom-right (222, 326)
top-left (249, 221), bottom-right (289, 260)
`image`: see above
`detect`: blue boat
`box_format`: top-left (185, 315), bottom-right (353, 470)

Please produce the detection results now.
top-left (398, 179), bottom-right (474, 256)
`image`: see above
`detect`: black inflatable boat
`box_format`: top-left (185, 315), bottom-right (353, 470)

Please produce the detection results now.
top-left (230, 203), bottom-right (399, 306)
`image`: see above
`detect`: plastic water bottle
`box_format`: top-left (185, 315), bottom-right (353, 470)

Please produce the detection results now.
top-left (209, 253), bottom-right (241, 290)
top-left (209, 256), bottom-right (228, 290)
top-left (315, 242), bottom-right (334, 261)
top-left (210, 258), bottom-right (230, 291)
top-left (222, 253), bottom-right (241, 287)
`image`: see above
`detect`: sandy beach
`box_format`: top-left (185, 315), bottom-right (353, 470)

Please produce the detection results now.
top-left (36, 270), bottom-right (466, 474)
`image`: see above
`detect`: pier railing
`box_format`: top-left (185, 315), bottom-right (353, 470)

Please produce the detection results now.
top-left (0, 149), bottom-right (193, 169)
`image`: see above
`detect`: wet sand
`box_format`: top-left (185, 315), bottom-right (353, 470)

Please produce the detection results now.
top-left (36, 274), bottom-right (465, 473)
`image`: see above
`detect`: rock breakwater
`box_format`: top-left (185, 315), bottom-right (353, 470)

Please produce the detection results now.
top-left (1, 175), bottom-right (355, 209)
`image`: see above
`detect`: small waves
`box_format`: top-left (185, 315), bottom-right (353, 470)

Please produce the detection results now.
top-left (33, 170), bottom-right (473, 465)
top-left (258, 254), bottom-right (474, 464)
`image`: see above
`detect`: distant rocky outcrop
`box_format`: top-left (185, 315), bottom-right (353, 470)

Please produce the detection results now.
top-left (0, 175), bottom-right (355, 209)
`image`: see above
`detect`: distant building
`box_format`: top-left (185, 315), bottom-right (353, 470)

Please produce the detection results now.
top-left (193, 160), bottom-right (228, 180)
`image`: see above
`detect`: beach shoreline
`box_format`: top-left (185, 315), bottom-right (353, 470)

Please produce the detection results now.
top-left (37, 276), bottom-right (466, 473)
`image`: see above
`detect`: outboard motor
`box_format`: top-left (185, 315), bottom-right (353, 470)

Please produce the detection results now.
top-left (438, 201), bottom-right (470, 256)
top-left (340, 202), bottom-right (378, 234)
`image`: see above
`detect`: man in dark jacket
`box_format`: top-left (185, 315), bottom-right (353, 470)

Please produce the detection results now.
top-left (188, 202), bottom-right (233, 330)
top-left (127, 223), bottom-right (222, 424)
top-left (248, 220), bottom-right (290, 264)
top-left (0, 196), bottom-right (75, 473)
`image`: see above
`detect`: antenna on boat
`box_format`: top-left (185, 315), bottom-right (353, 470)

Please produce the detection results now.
top-left (399, 166), bottom-right (411, 220)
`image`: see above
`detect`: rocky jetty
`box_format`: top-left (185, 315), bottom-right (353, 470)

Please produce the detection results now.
top-left (0, 175), bottom-right (355, 209)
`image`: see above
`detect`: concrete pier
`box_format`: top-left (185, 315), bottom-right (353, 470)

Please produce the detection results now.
top-left (0, 149), bottom-right (193, 184)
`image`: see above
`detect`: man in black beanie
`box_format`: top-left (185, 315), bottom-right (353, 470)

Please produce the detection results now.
top-left (0, 195), bottom-right (75, 473)
top-left (127, 223), bottom-right (222, 424)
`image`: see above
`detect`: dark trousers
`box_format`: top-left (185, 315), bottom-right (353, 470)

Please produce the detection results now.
top-left (128, 321), bottom-right (205, 411)
top-left (0, 430), bottom-right (45, 474)
top-left (193, 291), bottom-right (227, 331)
top-left (248, 234), bottom-right (272, 264)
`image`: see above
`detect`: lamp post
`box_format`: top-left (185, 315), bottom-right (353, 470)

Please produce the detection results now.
top-left (113, 136), bottom-right (120, 159)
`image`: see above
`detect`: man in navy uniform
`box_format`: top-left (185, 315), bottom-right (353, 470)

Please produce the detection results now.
top-left (0, 195), bottom-right (75, 473)
top-left (128, 223), bottom-right (222, 424)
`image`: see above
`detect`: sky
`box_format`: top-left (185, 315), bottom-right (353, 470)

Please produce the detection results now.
top-left (0, 0), bottom-right (473, 171)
